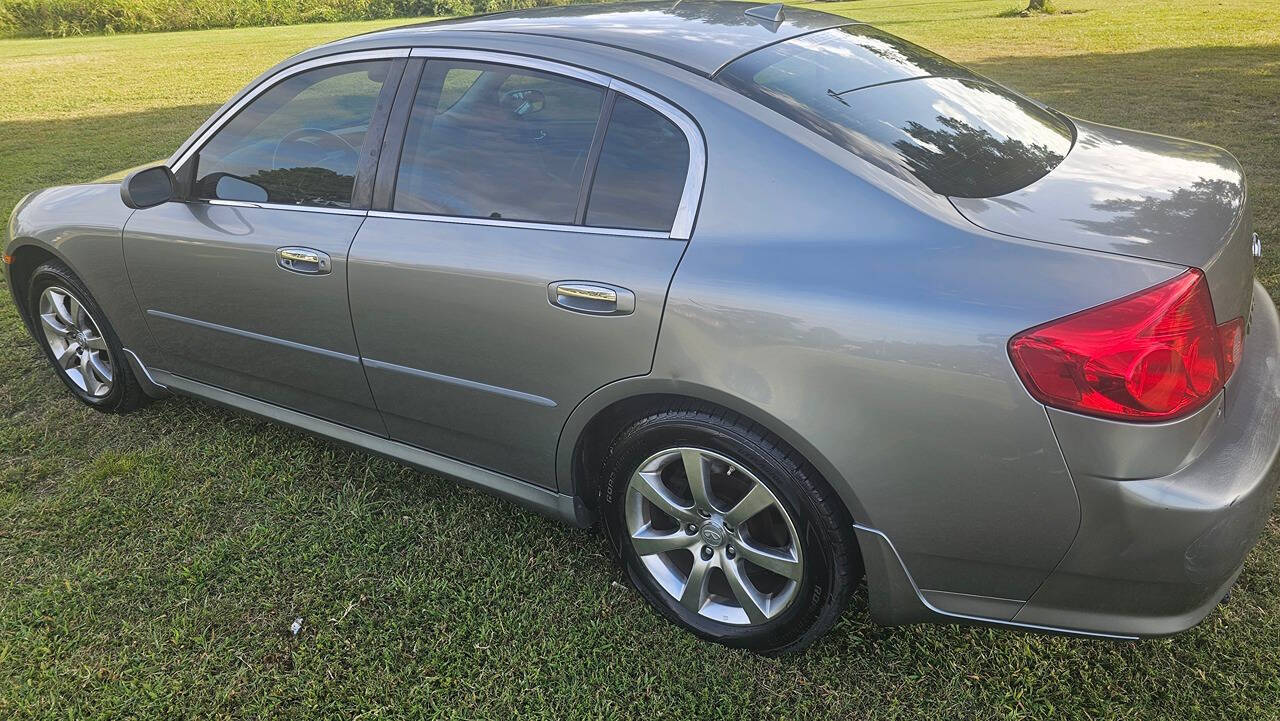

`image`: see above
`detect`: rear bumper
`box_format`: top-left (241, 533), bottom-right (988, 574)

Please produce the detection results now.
top-left (1014, 280), bottom-right (1280, 636)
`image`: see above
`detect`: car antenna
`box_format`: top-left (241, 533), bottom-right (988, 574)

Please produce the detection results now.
top-left (744, 3), bottom-right (785, 23)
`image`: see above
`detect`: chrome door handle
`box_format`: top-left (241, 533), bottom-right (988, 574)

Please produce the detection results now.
top-left (556, 284), bottom-right (617, 304)
top-left (277, 247), bottom-right (331, 275)
top-left (549, 281), bottom-right (635, 315)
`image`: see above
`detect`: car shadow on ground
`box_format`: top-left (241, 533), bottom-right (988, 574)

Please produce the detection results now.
top-left (0, 103), bottom-right (222, 229)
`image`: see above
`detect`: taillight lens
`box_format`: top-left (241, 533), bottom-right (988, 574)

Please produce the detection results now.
top-left (1009, 269), bottom-right (1241, 422)
top-left (1219, 316), bottom-right (1244, 381)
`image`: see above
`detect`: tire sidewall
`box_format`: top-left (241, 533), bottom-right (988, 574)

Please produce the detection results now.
top-left (600, 413), bottom-right (842, 652)
top-left (27, 264), bottom-right (130, 411)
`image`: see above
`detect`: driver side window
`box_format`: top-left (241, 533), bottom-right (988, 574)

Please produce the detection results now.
top-left (192, 60), bottom-right (391, 209)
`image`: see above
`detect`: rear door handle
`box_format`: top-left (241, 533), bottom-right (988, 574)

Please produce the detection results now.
top-left (549, 281), bottom-right (635, 315)
top-left (277, 247), bottom-right (331, 275)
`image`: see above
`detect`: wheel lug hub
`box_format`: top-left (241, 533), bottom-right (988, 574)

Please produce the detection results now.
top-left (685, 523), bottom-right (697, 535)
top-left (698, 519), bottom-right (728, 549)
top-left (700, 545), bottom-right (713, 560)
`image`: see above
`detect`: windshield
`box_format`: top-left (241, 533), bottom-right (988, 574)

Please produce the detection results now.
top-left (717, 26), bottom-right (1074, 198)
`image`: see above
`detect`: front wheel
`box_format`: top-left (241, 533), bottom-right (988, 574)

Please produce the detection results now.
top-left (599, 407), bottom-right (859, 654)
top-left (26, 260), bottom-right (146, 414)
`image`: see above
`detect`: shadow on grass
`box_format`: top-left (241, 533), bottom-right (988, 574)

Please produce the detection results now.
top-left (969, 44), bottom-right (1280, 292)
top-left (968, 44), bottom-right (1278, 129)
top-left (0, 103), bottom-right (221, 232)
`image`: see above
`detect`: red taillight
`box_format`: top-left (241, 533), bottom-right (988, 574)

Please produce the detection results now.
top-left (1218, 316), bottom-right (1244, 381)
top-left (1009, 269), bottom-right (1241, 422)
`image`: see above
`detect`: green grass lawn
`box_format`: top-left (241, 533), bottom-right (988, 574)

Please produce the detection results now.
top-left (2, 1), bottom-right (1280, 717)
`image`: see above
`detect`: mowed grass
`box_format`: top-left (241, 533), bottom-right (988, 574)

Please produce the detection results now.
top-left (2, 1), bottom-right (1279, 718)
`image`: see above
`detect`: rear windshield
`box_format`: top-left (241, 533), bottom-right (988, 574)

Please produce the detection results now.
top-left (717, 27), bottom-right (1074, 198)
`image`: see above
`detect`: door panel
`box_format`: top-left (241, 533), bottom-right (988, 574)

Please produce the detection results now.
top-left (348, 218), bottom-right (686, 486)
top-left (124, 203), bottom-right (385, 434)
top-left (348, 53), bottom-right (698, 486)
top-left (124, 56), bottom-right (401, 434)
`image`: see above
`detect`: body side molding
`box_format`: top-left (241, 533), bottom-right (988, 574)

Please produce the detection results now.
top-left (363, 357), bottom-right (557, 408)
top-left (146, 309), bottom-right (361, 363)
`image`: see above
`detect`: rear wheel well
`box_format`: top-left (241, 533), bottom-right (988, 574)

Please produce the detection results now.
top-left (571, 393), bottom-right (853, 526)
top-left (573, 394), bottom-right (687, 510)
top-left (7, 244), bottom-right (58, 324)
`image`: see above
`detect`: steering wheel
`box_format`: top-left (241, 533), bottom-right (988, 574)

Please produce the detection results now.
top-left (272, 127), bottom-right (358, 171)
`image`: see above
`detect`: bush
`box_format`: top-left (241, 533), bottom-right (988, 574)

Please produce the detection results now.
top-left (0, 0), bottom-right (587, 37)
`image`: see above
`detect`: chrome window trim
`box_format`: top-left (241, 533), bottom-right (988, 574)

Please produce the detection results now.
top-left (367, 210), bottom-right (669, 239)
top-left (170, 46), bottom-right (705, 239)
top-left (406, 47), bottom-right (706, 240)
top-left (605, 79), bottom-right (705, 240)
top-left (198, 198), bottom-right (368, 217)
top-left (170, 48), bottom-right (412, 172)
top-left (408, 47), bottom-right (614, 87)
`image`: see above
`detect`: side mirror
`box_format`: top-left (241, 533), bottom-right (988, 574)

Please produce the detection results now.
top-left (501, 89), bottom-right (545, 118)
top-left (120, 165), bottom-right (175, 209)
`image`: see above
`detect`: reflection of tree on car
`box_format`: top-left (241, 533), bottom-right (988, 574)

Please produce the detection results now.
top-left (196, 167), bottom-right (356, 208)
top-left (1073, 177), bottom-right (1241, 242)
top-left (893, 115), bottom-right (1061, 199)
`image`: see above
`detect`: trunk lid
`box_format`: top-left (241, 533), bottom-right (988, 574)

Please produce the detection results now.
top-left (951, 119), bottom-right (1254, 323)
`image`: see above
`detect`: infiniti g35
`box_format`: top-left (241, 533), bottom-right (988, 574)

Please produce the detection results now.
top-left (7, 2), bottom-right (1279, 653)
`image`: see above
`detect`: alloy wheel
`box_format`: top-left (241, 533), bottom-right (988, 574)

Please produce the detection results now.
top-left (624, 447), bottom-right (803, 626)
top-left (37, 285), bottom-right (114, 398)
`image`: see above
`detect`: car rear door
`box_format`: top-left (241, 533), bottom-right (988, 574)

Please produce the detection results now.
top-left (347, 51), bottom-right (703, 487)
top-left (124, 52), bottom-right (407, 435)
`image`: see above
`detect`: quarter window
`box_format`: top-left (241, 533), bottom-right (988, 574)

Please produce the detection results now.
top-left (192, 60), bottom-right (392, 208)
top-left (585, 96), bottom-right (689, 232)
top-left (394, 60), bottom-right (605, 224)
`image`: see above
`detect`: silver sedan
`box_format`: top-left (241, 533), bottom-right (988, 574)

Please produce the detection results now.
top-left (6, 1), bottom-right (1278, 653)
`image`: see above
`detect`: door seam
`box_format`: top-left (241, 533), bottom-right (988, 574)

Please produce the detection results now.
top-left (344, 214), bottom-right (392, 438)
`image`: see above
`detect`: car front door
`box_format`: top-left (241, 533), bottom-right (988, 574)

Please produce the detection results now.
top-left (124, 52), bottom-right (406, 435)
top-left (348, 52), bottom-right (703, 487)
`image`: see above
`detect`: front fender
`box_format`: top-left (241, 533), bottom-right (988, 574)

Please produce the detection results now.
top-left (5, 183), bottom-right (159, 365)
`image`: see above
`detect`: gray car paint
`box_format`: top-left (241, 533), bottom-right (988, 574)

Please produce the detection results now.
top-left (6, 185), bottom-right (161, 366)
top-left (344, 1), bottom-right (850, 77)
top-left (122, 203), bottom-right (388, 435)
top-left (6, 1), bottom-right (1278, 640)
top-left (349, 215), bottom-right (687, 487)
top-left (952, 118), bottom-right (1255, 323)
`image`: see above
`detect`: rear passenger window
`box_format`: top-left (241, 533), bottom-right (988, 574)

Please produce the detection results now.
top-left (586, 96), bottom-right (689, 232)
top-left (394, 60), bottom-right (605, 224)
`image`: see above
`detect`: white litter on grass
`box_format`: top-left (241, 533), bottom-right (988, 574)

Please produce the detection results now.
top-left (290, 617), bottom-right (303, 636)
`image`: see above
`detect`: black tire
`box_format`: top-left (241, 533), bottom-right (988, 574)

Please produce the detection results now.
top-left (25, 260), bottom-right (147, 414)
top-left (599, 405), bottom-right (859, 654)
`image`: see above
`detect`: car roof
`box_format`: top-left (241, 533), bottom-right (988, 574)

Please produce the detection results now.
top-left (351, 1), bottom-right (851, 77)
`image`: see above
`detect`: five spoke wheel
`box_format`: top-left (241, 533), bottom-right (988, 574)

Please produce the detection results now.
top-left (625, 447), bottom-right (803, 626)
top-left (38, 285), bottom-right (114, 398)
